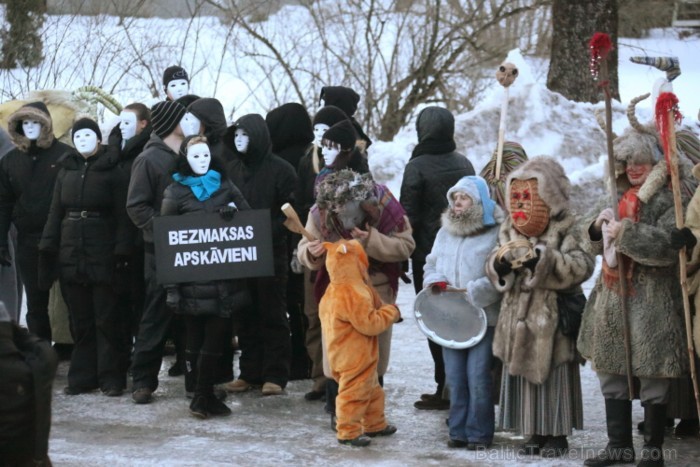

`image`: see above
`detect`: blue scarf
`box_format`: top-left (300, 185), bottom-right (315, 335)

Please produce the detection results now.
top-left (173, 170), bottom-right (221, 201)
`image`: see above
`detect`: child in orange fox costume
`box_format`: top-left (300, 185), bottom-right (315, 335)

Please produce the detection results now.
top-left (319, 239), bottom-right (401, 446)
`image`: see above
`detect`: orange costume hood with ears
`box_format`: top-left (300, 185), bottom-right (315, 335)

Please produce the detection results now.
top-left (319, 239), bottom-right (399, 380)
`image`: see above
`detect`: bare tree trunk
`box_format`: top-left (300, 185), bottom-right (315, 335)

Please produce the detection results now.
top-left (547, 0), bottom-right (619, 103)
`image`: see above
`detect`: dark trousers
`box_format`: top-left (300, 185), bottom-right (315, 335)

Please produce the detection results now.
top-left (16, 237), bottom-right (51, 341)
top-left (413, 259), bottom-right (445, 392)
top-left (62, 281), bottom-right (127, 390)
top-left (185, 315), bottom-right (229, 393)
top-left (238, 274), bottom-right (291, 387)
top-left (130, 250), bottom-right (171, 391)
top-left (288, 269), bottom-right (311, 380)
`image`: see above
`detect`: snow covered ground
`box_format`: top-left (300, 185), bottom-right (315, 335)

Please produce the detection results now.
top-left (47, 269), bottom-right (700, 466)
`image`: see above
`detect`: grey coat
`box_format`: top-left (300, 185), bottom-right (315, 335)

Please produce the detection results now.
top-left (577, 187), bottom-right (689, 378)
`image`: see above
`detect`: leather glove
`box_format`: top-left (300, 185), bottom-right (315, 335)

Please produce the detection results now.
top-left (430, 281), bottom-right (448, 293)
top-left (0, 247), bottom-right (11, 267)
top-left (37, 251), bottom-right (58, 291)
top-left (670, 227), bottom-right (697, 251)
top-left (522, 249), bottom-right (541, 272)
top-left (493, 257), bottom-right (512, 277)
top-left (218, 205), bottom-right (237, 221)
top-left (290, 248), bottom-right (303, 274)
top-left (165, 287), bottom-right (181, 310)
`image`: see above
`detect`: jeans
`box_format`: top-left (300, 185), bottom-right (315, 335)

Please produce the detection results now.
top-left (442, 326), bottom-right (495, 443)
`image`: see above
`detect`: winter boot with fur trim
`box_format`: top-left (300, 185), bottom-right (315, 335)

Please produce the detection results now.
top-left (584, 399), bottom-right (635, 466)
top-left (637, 403), bottom-right (666, 467)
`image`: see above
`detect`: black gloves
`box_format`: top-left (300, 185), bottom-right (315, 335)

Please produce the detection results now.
top-left (218, 205), bottom-right (237, 221)
top-left (670, 227), bottom-right (697, 251)
top-left (522, 249), bottom-right (542, 272)
top-left (0, 247), bottom-right (11, 267)
top-left (493, 257), bottom-right (512, 277)
top-left (165, 287), bottom-right (181, 310)
top-left (37, 251), bottom-right (58, 291)
top-left (112, 254), bottom-right (131, 294)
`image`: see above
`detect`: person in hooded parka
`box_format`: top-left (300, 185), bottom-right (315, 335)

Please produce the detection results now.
top-left (223, 113), bottom-right (297, 396)
top-left (39, 117), bottom-right (132, 396)
top-left (186, 98), bottom-right (235, 163)
top-left (265, 103), bottom-right (315, 381)
top-left (399, 106), bottom-right (475, 410)
top-left (0, 102), bottom-right (72, 342)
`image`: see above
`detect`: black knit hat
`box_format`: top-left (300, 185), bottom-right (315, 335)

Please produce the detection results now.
top-left (322, 119), bottom-right (357, 151)
top-left (313, 105), bottom-right (348, 128)
top-left (151, 101), bottom-right (187, 138)
top-left (162, 65), bottom-right (190, 88)
top-left (72, 117), bottom-right (102, 141)
top-left (23, 101), bottom-right (51, 116)
top-left (320, 86), bottom-right (360, 117)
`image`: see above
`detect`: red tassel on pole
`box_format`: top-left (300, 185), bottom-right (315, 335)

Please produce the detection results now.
top-left (589, 32), bottom-right (613, 82)
top-left (655, 92), bottom-right (683, 172)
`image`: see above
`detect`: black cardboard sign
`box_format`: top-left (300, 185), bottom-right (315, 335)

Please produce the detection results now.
top-left (153, 209), bottom-right (273, 284)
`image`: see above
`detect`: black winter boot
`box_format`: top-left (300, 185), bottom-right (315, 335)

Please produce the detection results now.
top-left (584, 399), bottom-right (635, 466)
top-left (189, 394), bottom-right (208, 419)
top-left (197, 352), bottom-right (231, 418)
top-left (637, 403), bottom-right (666, 467)
top-left (184, 350), bottom-right (198, 398)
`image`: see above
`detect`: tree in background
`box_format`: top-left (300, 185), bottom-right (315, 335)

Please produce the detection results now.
top-left (0, 0), bottom-right (47, 69)
top-left (547, 0), bottom-right (620, 103)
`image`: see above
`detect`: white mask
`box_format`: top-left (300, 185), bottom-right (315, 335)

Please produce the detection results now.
top-left (313, 123), bottom-right (329, 147)
top-left (322, 145), bottom-right (340, 167)
top-left (186, 142), bottom-right (211, 175)
top-left (166, 79), bottom-right (189, 100)
top-left (180, 112), bottom-right (201, 137)
top-left (73, 129), bottom-right (99, 157)
top-left (22, 120), bottom-right (41, 141)
top-left (234, 128), bottom-right (249, 153)
top-left (119, 111), bottom-right (138, 141)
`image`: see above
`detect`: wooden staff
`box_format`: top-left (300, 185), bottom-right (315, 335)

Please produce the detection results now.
top-left (494, 62), bottom-right (518, 179)
top-left (281, 202), bottom-right (316, 241)
top-left (655, 92), bottom-right (700, 422)
top-left (590, 33), bottom-right (635, 398)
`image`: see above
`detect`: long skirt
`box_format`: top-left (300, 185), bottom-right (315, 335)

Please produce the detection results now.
top-left (497, 361), bottom-right (583, 436)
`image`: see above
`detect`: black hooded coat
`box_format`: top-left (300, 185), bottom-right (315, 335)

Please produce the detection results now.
top-left (226, 114), bottom-right (297, 274)
top-left (265, 102), bottom-right (314, 170)
top-left (399, 106), bottom-right (474, 263)
top-left (188, 98), bottom-right (235, 163)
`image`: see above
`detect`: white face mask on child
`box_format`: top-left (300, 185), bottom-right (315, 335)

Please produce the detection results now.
top-left (22, 120), bottom-right (41, 140)
top-left (73, 129), bottom-right (99, 157)
top-left (186, 142), bottom-right (211, 175)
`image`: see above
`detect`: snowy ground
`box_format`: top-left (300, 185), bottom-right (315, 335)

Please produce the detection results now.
top-left (46, 266), bottom-right (700, 466)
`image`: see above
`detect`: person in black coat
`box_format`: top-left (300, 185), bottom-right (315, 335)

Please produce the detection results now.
top-left (265, 103), bottom-right (315, 382)
top-left (161, 135), bottom-right (249, 418)
top-left (39, 118), bottom-right (132, 396)
top-left (185, 98), bottom-right (235, 163)
top-left (319, 85), bottom-right (372, 150)
top-left (126, 100), bottom-right (187, 404)
top-left (0, 301), bottom-right (57, 467)
top-left (399, 106), bottom-right (475, 410)
top-left (106, 103), bottom-right (152, 350)
top-left (224, 113), bottom-right (297, 395)
top-left (0, 102), bottom-right (72, 342)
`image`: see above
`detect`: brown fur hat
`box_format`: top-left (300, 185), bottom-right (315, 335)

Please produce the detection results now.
top-left (7, 101), bottom-right (54, 151)
top-left (506, 156), bottom-right (570, 216)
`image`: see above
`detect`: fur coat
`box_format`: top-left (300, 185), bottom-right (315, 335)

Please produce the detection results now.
top-left (486, 211), bottom-right (594, 385)
top-left (577, 186), bottom-right (689, 378)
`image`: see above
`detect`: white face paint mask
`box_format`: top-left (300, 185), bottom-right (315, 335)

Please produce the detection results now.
top-left (186, 142), bottom-right (211, 175)
top-left (22, 120), bottom-right (41, 141)
top-left (322, 145), bottom-right (340, 167)
top-left (180, 112), bottom-right (201, 138)
top-left (73, 129), bottom-right (99, 157)
top-left (119, 111), bottom-right (138, 141)
top-left (313, 123), bottom-right (329, 147)
top-left (234, 128), bottom-right (249, 153)
top-left (166, 79), bottom-right (189, 100)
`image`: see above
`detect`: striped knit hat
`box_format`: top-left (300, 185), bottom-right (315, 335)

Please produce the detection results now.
top-left (151, 101), bottom-right (186, 138)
